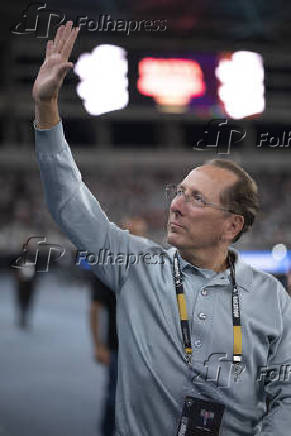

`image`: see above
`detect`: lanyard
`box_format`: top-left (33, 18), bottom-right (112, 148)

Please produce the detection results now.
top-left (173, 250), bottom-right (243, 368)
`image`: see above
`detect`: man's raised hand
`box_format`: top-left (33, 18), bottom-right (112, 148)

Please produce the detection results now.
top-left (32, 21), bottom-right (79, 103)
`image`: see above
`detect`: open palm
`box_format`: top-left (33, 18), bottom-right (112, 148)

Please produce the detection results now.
top-left (32, 21), bottom-right (79, 102)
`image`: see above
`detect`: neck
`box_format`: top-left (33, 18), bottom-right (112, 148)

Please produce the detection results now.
top-left (178, 245), bottom-right (230, 273)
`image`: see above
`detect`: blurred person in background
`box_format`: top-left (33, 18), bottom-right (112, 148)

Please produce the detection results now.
top-left (32, 21), bottom-right (291, 436)
top-left (120, 216), bottom-right (148, 238)
top-left (10, 199), bottom-right (38, 329)
top-left (90, 216), bottom-right (147, 436)
top-left (90, 276), bottom-right (117, 436)
top-left (14, 261), bottom-right (36, 329)
top-left (3, 199), bottom-right (35, 253)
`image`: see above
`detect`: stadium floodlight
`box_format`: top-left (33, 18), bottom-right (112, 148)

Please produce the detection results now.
top-left (216, 51), bottom-right (265, 119)
top-left (74, 44), bottom-right (129, 116)
top-left (138, 57), bottom-right (206, 109)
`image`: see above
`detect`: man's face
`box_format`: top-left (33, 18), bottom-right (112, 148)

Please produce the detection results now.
top-left (167, 165), bottom-right (239, 250)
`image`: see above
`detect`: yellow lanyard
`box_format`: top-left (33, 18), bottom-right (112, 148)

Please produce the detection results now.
top-left (173, 250), bottom-right (243, 369)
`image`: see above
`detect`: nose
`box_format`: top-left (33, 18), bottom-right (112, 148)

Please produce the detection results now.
top-left (170, 192), bottom-right (187, 216)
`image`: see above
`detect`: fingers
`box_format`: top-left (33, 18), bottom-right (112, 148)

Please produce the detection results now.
top-left (56, 21), bottom-right (72, 53)
top-left (62, 26), bottom-right (79, 60)
top-left (45, 20), bottom-right (79, 63)
top-left (53, 22), bottom-right (68, 53)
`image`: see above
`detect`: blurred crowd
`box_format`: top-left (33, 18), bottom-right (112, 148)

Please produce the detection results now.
top-left (0, 167), bottom-right (290, 254)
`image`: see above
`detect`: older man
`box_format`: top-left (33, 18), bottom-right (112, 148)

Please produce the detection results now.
top-left (33, 20), bottom-right (291, 436)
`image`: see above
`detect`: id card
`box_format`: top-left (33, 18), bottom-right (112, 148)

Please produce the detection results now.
top-left (176, 396), bottom-right (225, 436)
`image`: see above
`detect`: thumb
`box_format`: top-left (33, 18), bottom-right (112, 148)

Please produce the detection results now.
top-left (56, 62), bottom-right (74, 81)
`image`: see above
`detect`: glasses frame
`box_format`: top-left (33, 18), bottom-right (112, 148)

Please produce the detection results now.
top-left (165, 184), bottom-right (238, 215)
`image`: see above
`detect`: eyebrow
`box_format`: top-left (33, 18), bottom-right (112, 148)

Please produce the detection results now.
top-left (178, 183), bottom-right (206, 198)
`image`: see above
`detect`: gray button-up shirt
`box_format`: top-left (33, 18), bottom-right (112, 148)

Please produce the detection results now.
top-left (34, 119), bottom-right (291, 436)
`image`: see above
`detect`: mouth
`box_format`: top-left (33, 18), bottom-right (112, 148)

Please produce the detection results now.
top-left (169, 221), bottom-right (184, 229)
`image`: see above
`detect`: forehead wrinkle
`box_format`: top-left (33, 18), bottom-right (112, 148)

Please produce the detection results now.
top-left (179, 182), bottom-right (202, 194)
top-left (180, 171), bottom-right (218, 201)
top-left (185, 166), bottom-right (239, 201)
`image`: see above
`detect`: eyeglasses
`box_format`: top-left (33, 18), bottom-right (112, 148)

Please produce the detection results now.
top-left (165, 184), bottom-right (237, 214)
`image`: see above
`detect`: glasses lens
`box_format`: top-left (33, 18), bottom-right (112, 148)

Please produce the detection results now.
top-left (165, 185), bottom-right (177, 201)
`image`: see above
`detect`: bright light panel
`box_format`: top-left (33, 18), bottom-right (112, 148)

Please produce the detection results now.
top-left (74, 44), bottom-right (128, 115)
top-left (216, 51), bottom-right (265, 119)
top-left (138, 57), bottom-right (206, 107)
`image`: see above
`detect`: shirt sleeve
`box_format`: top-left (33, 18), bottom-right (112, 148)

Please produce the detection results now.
top-left (34, 118), bottom-right (147, 292)
top-left (258, 283), bottom-right (291, 435)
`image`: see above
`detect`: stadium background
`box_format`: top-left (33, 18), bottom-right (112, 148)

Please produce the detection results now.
top-left (0, 1), bottom-right (291, 435)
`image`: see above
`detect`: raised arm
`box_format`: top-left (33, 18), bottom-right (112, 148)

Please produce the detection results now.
top-left (32, 21), bottom-right (149, 292)
top-left (32, 20), bottom-right (78, 129)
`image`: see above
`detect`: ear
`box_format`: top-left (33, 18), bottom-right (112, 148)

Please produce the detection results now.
top-left (232, 215), bottom-right (244, 240)
top-left (224, 214), bottom-right (244, 242)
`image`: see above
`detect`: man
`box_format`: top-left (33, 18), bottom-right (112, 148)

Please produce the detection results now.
top-left (89, 217), bottom-right (147, 436)
top-left (32, 21), bottom-right (291, 436)
top-left (14, 260), bottom-right (36, 329)
top-left (90, 274), bottom-right (118, 436)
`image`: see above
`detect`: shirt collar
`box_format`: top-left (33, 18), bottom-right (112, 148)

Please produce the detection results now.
top-left (174, 247), bottom-right (253, 292)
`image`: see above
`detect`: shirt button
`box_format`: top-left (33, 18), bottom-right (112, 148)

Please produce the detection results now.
top-left (194, 340), bottom-right (202, 349)
top-left (198, 312), bottom-right (207, 321)
top-left (201, 288), bottom-right (207, 296)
